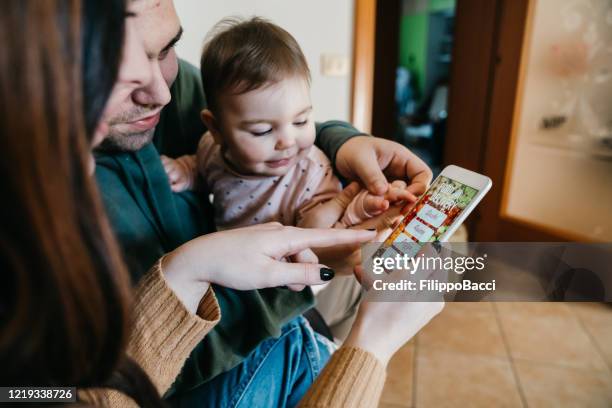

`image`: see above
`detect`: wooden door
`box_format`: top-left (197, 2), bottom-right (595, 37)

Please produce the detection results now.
top-left (447, 0), bottom-right (612, 242)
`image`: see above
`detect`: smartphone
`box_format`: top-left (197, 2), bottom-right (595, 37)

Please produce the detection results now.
top-left (381, 165), bottom-right (492, 248)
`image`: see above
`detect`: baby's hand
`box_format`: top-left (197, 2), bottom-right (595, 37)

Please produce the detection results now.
top-left (385, 179), bottom-right (419, 203)
top-left (362, 180), bottom-right (418, 216)
top-left (161, 154), bottom-right (197, 192)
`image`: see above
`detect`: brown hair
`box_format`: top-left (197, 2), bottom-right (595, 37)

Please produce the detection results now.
top-left (200, 17), bottom-right (311, 114)
top-left (0, 1), bottom-right (162, 405)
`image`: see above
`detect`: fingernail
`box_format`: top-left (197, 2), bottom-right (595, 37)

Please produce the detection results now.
top-left (367, 228), bottom-right (377, 231)
top-left (320, 268), bottom-right (335, 281)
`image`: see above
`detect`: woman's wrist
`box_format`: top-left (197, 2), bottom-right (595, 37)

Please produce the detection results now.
top-left (343, 314), bottom-right (395, 366)
top-left (161, 249), bottom-right (211, 314)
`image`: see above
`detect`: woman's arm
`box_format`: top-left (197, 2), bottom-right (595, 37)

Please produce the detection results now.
top-left (298, 346), bottom-right (386, 407)
top-left (79, 261), bottom-right (221, 406)
top-left (299, 301), bottom-right (444, 407)
top-left (81, 225), bottom-right (376, 406)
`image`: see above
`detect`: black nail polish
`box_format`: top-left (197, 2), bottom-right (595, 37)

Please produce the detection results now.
top-left (367, 228), bottom-right (376, 231)
top-left (320, 268), bottom-right (335, 281)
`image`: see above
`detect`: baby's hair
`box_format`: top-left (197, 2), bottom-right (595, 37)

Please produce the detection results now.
top-left (200, 17), bottom-right (311, 114)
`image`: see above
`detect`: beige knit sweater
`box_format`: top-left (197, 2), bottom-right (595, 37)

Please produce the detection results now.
top-left (81, 262), bottom-right (386, 407)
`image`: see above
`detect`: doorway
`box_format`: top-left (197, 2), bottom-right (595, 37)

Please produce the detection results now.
top-left (351, 0), bottom-right (611, 242)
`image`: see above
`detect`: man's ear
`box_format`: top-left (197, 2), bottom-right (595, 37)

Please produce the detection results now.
top-left (201, 109), bottom-right (223, 145)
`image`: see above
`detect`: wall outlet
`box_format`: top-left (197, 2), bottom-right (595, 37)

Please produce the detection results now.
top-left (320, 54), bottom-right (349, 77)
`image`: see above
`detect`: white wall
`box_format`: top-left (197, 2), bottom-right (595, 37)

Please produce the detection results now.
top-left (174, 0), bottom-right (354, 121)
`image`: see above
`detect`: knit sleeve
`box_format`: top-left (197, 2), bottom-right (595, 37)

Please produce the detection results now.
top-left (298, 346), bottom-right (386, 407)
top-left (79, 260), bottom-right (220, 407)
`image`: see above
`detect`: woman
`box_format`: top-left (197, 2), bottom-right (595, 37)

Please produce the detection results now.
top-left (0, 0), bottom-right (443, 406)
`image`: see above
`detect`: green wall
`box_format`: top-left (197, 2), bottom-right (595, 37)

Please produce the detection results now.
top-left (398, 0), bottom-right (455, 101)
top-left (429, 0), bottom-right (455, 12)
top-left (399, 13), bottom-right (428, 100)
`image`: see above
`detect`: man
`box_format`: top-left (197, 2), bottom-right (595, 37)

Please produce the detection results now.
top-left (95, 0), bottom-right (431, 399)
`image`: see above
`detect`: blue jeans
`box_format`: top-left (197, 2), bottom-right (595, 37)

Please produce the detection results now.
top-left (167, 316), bottom-right (336, 408)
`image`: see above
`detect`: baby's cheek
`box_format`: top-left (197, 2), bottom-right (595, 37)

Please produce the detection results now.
top-left (235, 138), bottom-right (273, 163)
top-left (297, 124), bottom-right (317, 149)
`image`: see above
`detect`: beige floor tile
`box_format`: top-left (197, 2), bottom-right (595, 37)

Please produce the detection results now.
top-left (514, 360), bottom-right (612, 408)
top-left (443, 301), bottom-right (496, 316)
top-left (380, 343), bottom-right (414, 407)
top-left (570, 302), bottom-right (612, 368)
top-left (418, 304), bottom-right (506, 358)
top-left (496, 303), bottom-right (608, 371)
top-left (416, 349), bottom-right (522, 408)
top-left (580, 324), bottom-right (612, 369)
top-left (379, 403), bottom-right (407, 408)
top-left (495, 302), bottom-right (574, 319)
top-left (570, 302), bottom-right (612, 326)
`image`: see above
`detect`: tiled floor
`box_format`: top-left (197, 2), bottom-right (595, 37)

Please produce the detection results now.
top-left (379, 302), bottom-right (612, 408)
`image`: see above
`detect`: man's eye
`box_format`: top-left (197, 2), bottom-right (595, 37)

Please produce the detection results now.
top-left (158, 45), bottom-right (177, 61)
top-left (251, 128), bottom-right (273, 136)
top-left (294, 119), bottom-right (308, 127)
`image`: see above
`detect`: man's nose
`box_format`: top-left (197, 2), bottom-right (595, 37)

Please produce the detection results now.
top-left (131, 63), bottom-right (171, 108)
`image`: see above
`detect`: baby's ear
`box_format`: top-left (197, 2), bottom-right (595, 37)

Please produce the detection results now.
top-left (201, 109), bottom-right (223, 145)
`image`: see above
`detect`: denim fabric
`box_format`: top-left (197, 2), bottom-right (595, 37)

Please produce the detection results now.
top-left (167, 316), bottom-right (336, 408)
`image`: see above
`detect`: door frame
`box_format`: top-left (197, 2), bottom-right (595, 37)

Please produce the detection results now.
top-left (351, 0), bottom-right (377, 134)
top-left (351, 0), bottom-right (400, 138)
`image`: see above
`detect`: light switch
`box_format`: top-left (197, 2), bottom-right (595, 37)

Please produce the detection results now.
top-left (320, 54), bottom-right (349, 77)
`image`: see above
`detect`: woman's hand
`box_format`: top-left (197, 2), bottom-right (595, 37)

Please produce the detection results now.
top-left (344, 245), bottom-right (446, 365)
top-left (345, 300), bottom-right (444, 365)
top-left (161, 223), bottom-right (377, 312)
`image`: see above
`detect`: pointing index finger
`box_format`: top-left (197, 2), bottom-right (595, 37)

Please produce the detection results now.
top-left (278, 227), bottom-right (376, 257)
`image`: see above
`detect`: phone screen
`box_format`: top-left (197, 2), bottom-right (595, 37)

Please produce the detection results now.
top-left (384, 175), bottom-right (480, 247)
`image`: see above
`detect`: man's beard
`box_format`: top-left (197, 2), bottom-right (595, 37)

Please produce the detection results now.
top-left (95, 106), bottom-right (159, 153)
top-left (96, 127), bottom-right (155, 153)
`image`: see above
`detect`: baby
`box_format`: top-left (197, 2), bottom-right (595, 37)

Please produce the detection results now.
top-left (162, 18), bottom-right (424, 234)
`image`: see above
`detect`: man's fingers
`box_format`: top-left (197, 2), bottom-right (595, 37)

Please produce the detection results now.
top-left (406, 181), bottom-right (427, 197)
top-left (166, 166), bottom-right (181, 180)
top-left (354, 150), bottom-right (388, 195)
top-left (170, 181), bottom-right (185, 192)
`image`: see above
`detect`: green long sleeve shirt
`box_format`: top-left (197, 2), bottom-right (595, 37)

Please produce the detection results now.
top-left (94, 59), bottom-right (365, 394)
